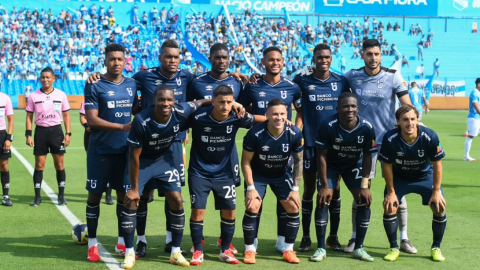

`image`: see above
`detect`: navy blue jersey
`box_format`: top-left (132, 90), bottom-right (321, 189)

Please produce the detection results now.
top-left (378, 126), bottom-right (445, 181)
top-left (132, 68), bottom-right (193, 141)
top-left (84, 77), bottom-right (138, 154)
top-left (187, 107), bottom-right (255, 179)
top-left (243, 121), bottom-right (303, 178)
top-left (240, 76), bottom-right (301, 121)
top-left (293, 72), bottom-right (350, 147)
top-left (315, 114), bottom-right (377, 171)
top-left (127, 102), bottom-right (198, 159)
top-left (187, 72), bottom-right (243, 101)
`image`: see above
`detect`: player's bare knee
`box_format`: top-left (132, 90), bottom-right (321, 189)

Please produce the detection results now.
top-left (383, 206), bottom-right (398, 215)
top-left (0, 160), bottom-right (8, 172)
top-left (191, 209), bottom-right (205, 221)
top-left (221, 209), bottom-right (235, 220)
top-left (283, 201), bottom-right (299, 213)
top-left (430, 204), bottom-right (446, 217)
top-left (88, 192), bottom-right (102, 204)
top-left (246, 200), bottom-right (261, 213)
top-left (125, 200), bottom-right (138, 210)
top-left (53, 162), bottom-right (64, 171)
top-left (167, 195), bottom-right (183, 210)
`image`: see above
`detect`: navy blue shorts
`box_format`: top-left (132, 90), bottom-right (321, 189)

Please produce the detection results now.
top-left (248, 172), bottom-right (294, 201)
top-left (384, 173), bottom-right (443, 205)
top-left (188, 174), bottom-right (236, 210)
top-left (303, 146), bottom-right (317, 173)
top-left (231, 146), bottom-right (241, 187)
top-left (317, 165), bottom-right (363, 191)
top-left (171, 141), bottom-right (186, 186)
top-left (86, 153), bottom-right (126, 193)
top-left (124, 154), bottom-right (182, 196)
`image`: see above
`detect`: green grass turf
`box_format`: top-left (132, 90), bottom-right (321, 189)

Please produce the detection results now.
top-left (0, 109), bottom-right (479, 269)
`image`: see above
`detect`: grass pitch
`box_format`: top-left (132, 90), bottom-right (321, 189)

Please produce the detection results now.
top-left (0, 109), bottom-right (478, 269)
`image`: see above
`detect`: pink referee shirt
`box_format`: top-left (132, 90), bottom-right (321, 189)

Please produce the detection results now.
top-left (0, 92), bottom-right (14, 131)
top-left (80, 100), bottom-right (85, 115)
top-left (25, 88), bottom-right (70, 127)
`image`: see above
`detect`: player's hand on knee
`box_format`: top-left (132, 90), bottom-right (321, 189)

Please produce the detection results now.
top-left (86, 72), bottom-right (101, 84)
top-left (285, 190), bottom-right (301, 210)
top-left (317, 188), bottom-right (332, 208)
top-left (125, 189), bottom-right (140, 208)
top-left (249, 73), bottom-right (260, 84)
top-left (358, 188), bottom-right (372, 208)
top-left (245, 189), bottom-right (261, 209)
top-left (429, 190), bottom-right (446, 214)
top-left (383, 193), bottom-right (398, 214)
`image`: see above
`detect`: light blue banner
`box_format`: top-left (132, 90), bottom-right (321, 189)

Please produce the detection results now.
top-left (315, 0), bottom-right (438, 16)
top-left (438, 0), bottom-right (480, 17)
top-left (211, 0), bottom-right (314, 14)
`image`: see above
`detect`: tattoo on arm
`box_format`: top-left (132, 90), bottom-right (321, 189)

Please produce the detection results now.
top-left (293, 151), bottom-right (303, 187)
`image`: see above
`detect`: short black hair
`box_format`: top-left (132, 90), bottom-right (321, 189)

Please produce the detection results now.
top-left (154, 85), bottom-right (174, 98)
top-left (263, 46), bottom-right (282, 57)
top-left (362, 39), bottom-right (381, 51)
top-left (105, 43), bottom-right (126, 56)
top-left (411, 82), bottom-right (417, 87)
top-left (313, 43), bottom-right (331, 55)
top-left (40, 67), bottom-right (55, 76)
top-left (210, 43), bottom-right (229, 56)
top-left (337, 92), bottom-right (357, 105)
top-left (161, 39), bottom-right (179, 52)
top-left (267, 98), bottom-right (287, 109)
top-left (213, 84), bottom-right (233, 97)
top-left (475, 78), bottom-right (480, 85)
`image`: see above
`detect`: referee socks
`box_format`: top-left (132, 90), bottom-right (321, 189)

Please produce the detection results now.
top-left (33, 170), bottom-right (43, 197)
top-left (56, 169), bottom-right (66, 197)
top-left (1, 171), bottom-right (10, 196)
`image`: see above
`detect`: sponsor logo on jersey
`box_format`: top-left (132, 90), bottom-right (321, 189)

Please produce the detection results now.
top-left (259, 154), bottom-right (266, 160)
top-left (259, 91), bottom-right (266, 97)
top-left (397, 152), bottom-right (404, 156)
top-left (262, 146), bottom-right (270, 151)
top-left (226, 125), bottom-right (233, 134)
top-left (372, 140), bottom-right (377, 147)
top-left (309, 95), bottom-right (316, 101)
top-left (265, 164), bottom-right (273, 168)
top-left (126, 88), bottom-right (133, 96)
top-left (201, 135), bottom-right (209, 142)
top-left (282, 144), bottom-right (289, 152)
top-left (331, 82), bottom-right (338, 91)
top-left (333, 145), bottom-right (340, 150)
top-left (396, 159), bottom-right (403, 164)
top-left (155, 79), bottom-right (162, 85)
top-left (335, 138), bottom-right (343, 143)
top-left (377, 79), bottom-right (384, 88)
top-left (176, 77), bottom-right (182, 86)
top-left (418, 150), bottom-right (424, 157)
top-left (258, 101), bottom-right (265, 108)
top-left (206, 85), bottom-right (213, 91)
top-left (338, 153), bottom-right (347, 157)
top-left (437, 143), bottom-right (443, 153)
top-left (204, 127), bottom-right (212, 132)
top-left (358, 136), bottom-right (364, 143)
top-left (108, 91), bottom-right (115, 96)
top-left (115, 112), bottom-right (123, 117)
top-left (107, 101), bottom-right (115, 108)
top-left (356, 80), bottom-right (363, 85)
top-left (281, 91), bottom-right (287, 99)
top-left (149, 141), bottom-right (157, 145)
top-left (308, 85), bottom-right (316, 90)
top-left (316, 105), bottom-right (324, 110)
top-left (207, 147), bottom-right (215, 151)
top-left (151, 133), bottom-right (159, 138)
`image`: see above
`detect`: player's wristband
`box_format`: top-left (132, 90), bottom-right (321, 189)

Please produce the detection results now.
top-left (360, 177), bottom-right (369, 189)
top-left (25, 130), bottom-right (32, 137)
top-left (82, 123), bottom-right (89, 129)
top-left (292, 186), bottom-right (299, 192)
top-left (6, 134), bottom-right (13, 142)
top-left (246, 185), bottom-right (255, 191)
top-left (65, 132), bottom-right (72, 136)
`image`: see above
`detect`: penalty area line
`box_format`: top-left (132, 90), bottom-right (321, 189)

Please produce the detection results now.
top-left (11, 146), bottom-right (122, 270)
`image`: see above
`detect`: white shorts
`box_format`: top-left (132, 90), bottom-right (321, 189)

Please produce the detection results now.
top-left (467, 118), bottom-right (480, 137)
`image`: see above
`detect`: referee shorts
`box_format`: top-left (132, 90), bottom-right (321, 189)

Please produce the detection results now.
top-left (0, 130), bottom-right (12, 159)
top-left (33, 125), bottom-right (65, 156)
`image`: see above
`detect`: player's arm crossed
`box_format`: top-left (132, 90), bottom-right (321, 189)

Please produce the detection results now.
top-left (241, 150), bottom-right (262, 212)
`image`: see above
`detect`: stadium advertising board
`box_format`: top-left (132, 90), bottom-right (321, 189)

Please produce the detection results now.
top-left (212, 0), bottom-right (314, 14)
top-left (315, 0), bottom-right (438, 16)
top-left (437, 0), bottom-right (480, 17)
top-left (414, 79), bottom-right (467, 97)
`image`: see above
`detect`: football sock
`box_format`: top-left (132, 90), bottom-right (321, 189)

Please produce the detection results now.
top-left (116, 200), bottom-right (124, 239)
top-left (122, 207), bottom-right (137, 249)
top-left (137, 235), bottom-right (146, 245)
top-left (86, 201), bottom-right (100, 239)
top-left (351, 201), bottom-right (357, 239)
top-left (285, 212), bottom-right (300, 246)
top-left (168, 208), bottom-right (185, 248)
top-left (88, 237), bottom-right (98, 248)
top-left (242, 211), bottom-right (257, 246)
top-left (125, 247), bottom-right (135, 255)
top-left (397, 197), bottom-right (408, 240)
top-left (190, 219), bottom-right (204, 251)
top-left (314, 206), bottom-right (328, 249)
top-left (245, 244), bottom-right (255, 252)
top-left (33, 170), bottom-right (43, 197)
top-left (1, 171), bottom-right (10, 196)
top-left (329, 198), bottom-right (341, 237)
top-left (220, 218), bottom-right (235, 252)
top-left (432, 215), bottom-right (447, 248)
top-left (136, 199), bottom-right (148, 236)
top-left (106, 185), bottom-right (112, 197)
top-left (465, 137), bottom-right (473, 157)
top-left (254, 204), bottom-right (262, 238)
top-left (383, 214), bottom-right (399, 248)
top-left (277, 201), bottom-right (287, 237)
top-left (354, 204), bottom-right (371, 250)
top-left (302, 198), bottom-right (314, 237)
top-left (165, 201), bottom-right (172, 244)
top-left (276, 236), bottom-right (285, 246)
top-left (56, 169), bottom-right (66, 197)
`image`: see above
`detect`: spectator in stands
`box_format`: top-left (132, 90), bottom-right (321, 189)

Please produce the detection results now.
top-left (417, 42), bottom-right (424, 61)
top-left (416, 23), bottom-right (423, 35)
top-left (402, 55), bottom-right (410, 68)
top-left (353, 46), bottom-right (361, 59)
top-left (418, 64), bottom-right (425, 78)
top-left (338, 55), bottom-right (347, 73)
top-left (386, 22), bottom-right (393, 31)
top-left (394, 22), bottom-right (401, 31)
top-left (425, 34), bottom-right (432, 48)
top-left (409, 24), bottom-right (416, 36)
top-left (433, 58), bottom-right (440, 78)
top-left (132, 3), bottom-right (138, 24)
top-left (428, 28), bottom-right (434, 40)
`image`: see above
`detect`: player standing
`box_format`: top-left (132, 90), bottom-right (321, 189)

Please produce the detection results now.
top-left (380, 104), bottom-right (447, 262)
top-left (408, 82), bottom-right (428, 121)
top-left (80, 100), bottom-right (114, 205)
top-left (312, 93), bottom-right (377, 262)
top-left (344, 39), bottom-right (414, 253)
top-left (464, 78), bottom-right (480, 161)
top-left (83, 44), bottom-right (139, 262)
top-left (25, 67), bottom-right (71, 206)
top-left (293, 43), bottom-right (350, 252)
top-left (187, 85), bottom-right (254, 265)
top-left (241, 46), bottom-right (302, 252)
top-left (241, 99), bottom-right (303, 264)
top-left (0, 91), bottom-right (14, 206)
top-left (122, 86), bottom-right (213, 268)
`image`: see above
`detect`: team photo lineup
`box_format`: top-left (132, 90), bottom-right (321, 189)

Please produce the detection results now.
top-left (1, 3), bottom-right (480, 269)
